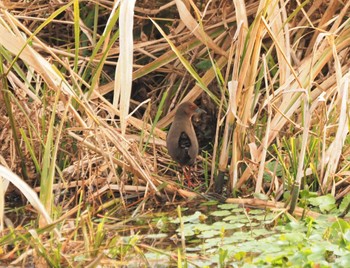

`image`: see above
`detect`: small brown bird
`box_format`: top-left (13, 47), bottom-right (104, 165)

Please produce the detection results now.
top-left (166, 102), bottom-right (203, 186)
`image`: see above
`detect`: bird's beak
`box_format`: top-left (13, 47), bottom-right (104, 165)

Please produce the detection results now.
top-left (195, 107), bottom-right (206, 114)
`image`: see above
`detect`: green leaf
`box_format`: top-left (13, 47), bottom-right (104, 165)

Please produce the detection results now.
top-left (171, 211), bottom-right (204, 224)
top-left (210, 210), bottom-right (232, 217)
top-left (198, 230), bottom-right (221, 238)
top-left (308, 194), bottom-right (336, 213)
top-left (195, 59), bottom-right (212, 70)
top-left (340, 194), bottom-right (350, 213)
top-left (218, 203), bottom-right (239, 210)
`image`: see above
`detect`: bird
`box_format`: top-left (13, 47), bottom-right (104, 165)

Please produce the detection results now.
top-left (166, 101), bottom-right (204, 186)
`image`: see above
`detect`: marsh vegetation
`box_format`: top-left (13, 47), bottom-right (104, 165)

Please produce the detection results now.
top-left (0, 0), bottom-right (350, 266)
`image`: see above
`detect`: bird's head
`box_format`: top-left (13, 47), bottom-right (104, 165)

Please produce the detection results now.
top-left (176, 102), bottom-right (205, 117)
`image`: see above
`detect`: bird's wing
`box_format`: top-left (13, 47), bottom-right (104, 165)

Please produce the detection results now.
top-left (177, 131), bottom-right (192, 165)
top-left (178, 131), bottom-right (191, 149)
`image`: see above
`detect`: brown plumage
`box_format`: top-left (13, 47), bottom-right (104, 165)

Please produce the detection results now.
top-left (166, 102), bottom-right (203, 185)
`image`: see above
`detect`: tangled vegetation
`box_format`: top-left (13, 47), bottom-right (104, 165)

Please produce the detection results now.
top-left (0, 0), bottom-right (349, 266)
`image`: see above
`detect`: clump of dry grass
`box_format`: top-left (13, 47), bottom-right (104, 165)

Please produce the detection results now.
top-left (0, 0), bottom-right (349, 266)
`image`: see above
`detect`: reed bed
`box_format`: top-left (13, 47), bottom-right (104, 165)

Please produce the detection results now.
top-left (0, 0), bottom-right (349, 266)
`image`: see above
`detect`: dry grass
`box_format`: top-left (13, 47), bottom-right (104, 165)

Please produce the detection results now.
top-left (0, 0), bottom-right (349, 266)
